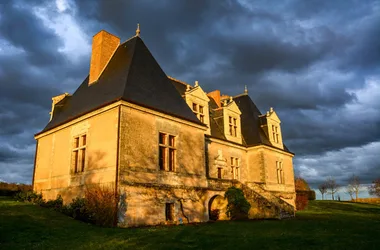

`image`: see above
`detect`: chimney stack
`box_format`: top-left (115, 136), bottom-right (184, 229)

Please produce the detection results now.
top-left (207, 90), bottom-right (221, 108)
top-left (89, 30), bottom-right (120, 85)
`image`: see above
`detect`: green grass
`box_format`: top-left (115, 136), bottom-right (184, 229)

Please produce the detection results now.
top-left (1, 197), bottom-right (380, 250)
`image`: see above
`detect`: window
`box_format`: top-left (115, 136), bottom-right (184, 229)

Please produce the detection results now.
top-left (159, 132), bottom-right (176, 171)
top-left (229, 116), bottom-right (237, 137)
top-left (192, 102), bottom-right (205, 124)
top-left (272, 125), bottom-right (280, 143)
top-left (231, 157), bottom-right (240, 180)
top-left (72, 134), bottom-right (87, 173)
top-left (217, 168), bottom-right (222, 179)
top-left (276, 161), bottom-right (284, 184)
top-left (165, 203), bottom-right (174, 221)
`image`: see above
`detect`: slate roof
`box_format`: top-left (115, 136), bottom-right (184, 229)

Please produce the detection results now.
top-left (38, 36), bottom-right (203, 134)
top-left (233, 94), bottom-right (291, 153)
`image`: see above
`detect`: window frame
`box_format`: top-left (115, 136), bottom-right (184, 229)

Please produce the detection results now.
top-left (229, 116), bottom-right (237, 137)
top-left (231, 157), bottom-right (240, 180)
top-left (72, 134), bottom-right (87, 174)
top-left (272, 125), bottom-right (280, 143)
top-left (276, 161), bottom-right (285, 184)
top-left (192, 102), bottom-right (205, 124)
top-left (158, 132), bottom-right (176, 172)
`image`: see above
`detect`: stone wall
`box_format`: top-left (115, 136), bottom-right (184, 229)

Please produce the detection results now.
top-left (33, 106), bottom-right (119, 202)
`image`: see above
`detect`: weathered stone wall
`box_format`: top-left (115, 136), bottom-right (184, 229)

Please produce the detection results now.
top-left (118, 105), bottom-right (207, 188)
top-left (118, 185), bottom-right (211, 227)
top-left (33, 107), bottom-right (119, 202)
top-left (206, 139), bottom-right (247, 180)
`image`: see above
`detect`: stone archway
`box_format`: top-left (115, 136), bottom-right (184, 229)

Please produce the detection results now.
top-left (208, 195), bottom-right (228, 221)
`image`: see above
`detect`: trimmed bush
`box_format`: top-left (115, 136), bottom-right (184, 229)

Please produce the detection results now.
top-left (296, 192), bottom-right (308, 210)
top-left (224, 187), bottom-right (251, 220)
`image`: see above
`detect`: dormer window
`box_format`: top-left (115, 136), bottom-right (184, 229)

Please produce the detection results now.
top-left (272, 125), bottom-right (279, 143)
top-left (229, 116), bottom-right (237, 137)
top-left (192, 102), bottom-right (205, 124)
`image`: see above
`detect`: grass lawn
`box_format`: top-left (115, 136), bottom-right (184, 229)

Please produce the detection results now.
top-left (1, 197), bottom-right (380, 250)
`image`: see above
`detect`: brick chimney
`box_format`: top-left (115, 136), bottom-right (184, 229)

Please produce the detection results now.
top-left (89, 30), bottom-right (120, 85)
top-left (207, 90), bottom-right (221, 108)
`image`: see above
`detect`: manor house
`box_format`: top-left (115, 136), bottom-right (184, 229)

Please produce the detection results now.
top-left (33, 26), bottom-right (296, 227)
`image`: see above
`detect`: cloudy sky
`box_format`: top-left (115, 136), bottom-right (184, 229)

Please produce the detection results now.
top-left (0, 0), bottom-right (379, 199)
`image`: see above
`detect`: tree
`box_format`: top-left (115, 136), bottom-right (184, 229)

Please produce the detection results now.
top-left (318, 182), bottom-right (328, 200)
top-left (368, 178), bottom-right (380, 197)
top-left (346, 186), bottom-right (354, 200)
top-left (347, 175), bottom-right (361, 201)
top-left (326, 177), bottom-right (340, 200)
top-left (295, 177), bottom-right (310, 191)
top-left (224, 187), bottom-right (251, 220)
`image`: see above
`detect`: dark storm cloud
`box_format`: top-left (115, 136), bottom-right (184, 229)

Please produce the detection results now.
top-left (0, 0), bottom-right (379, 187)
top-left (0, 0), bottom-right (65, 66)
top-left (0, 0), bottom-right (90, 183)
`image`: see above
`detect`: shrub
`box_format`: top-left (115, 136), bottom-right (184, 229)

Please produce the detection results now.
top-left (69, 197), bottom-right (93, 223)
top-left (308, 190), bottom-right (316, 200)
top-left (209, 209), bottom-right (220, 221)
top-left (84, 184), bottom-right (119, 227)
top-left (224, 187), bottom-right (251, 220)
top-left (14, 191), bottom-right (43, 204)
top-left (296, 190), bottom-right (316, 201)
top-left (296, 192), bottom-right (308, 210)
top-left (40, 195), bottom-right (63, 211)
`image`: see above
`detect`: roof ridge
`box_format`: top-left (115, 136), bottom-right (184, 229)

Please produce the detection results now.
top-left (167, 76), bottom-right (189, 86)
top-left (122, 37), bottom-right (138, 98)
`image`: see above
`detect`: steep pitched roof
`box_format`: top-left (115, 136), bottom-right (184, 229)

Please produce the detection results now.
top-left (168, 77), bottom-right (187, 96)
top-left (234, 94), bottom-right (291, 153)
top-left (39, 36), bottom-right (202, 134)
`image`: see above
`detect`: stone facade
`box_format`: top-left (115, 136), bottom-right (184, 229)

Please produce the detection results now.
top-left (33, 29), bottom-right (296, 227)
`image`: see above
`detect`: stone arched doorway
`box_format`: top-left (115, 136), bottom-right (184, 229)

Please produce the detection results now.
top-left (208, 195), bottom-right (228, 221)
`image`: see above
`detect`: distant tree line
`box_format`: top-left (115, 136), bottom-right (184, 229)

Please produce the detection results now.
top-left (317, 175), bottom-right (380, 201)
top-left (0, 182), bottom-right (32, 196)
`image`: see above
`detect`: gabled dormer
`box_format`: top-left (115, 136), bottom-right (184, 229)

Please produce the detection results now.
top-left (260, 107), bottom-right (283, 149)
top-left (184, 81), bottom-right (211, 134)
top-left (221, 97), bottom-right (242, 144)
top-left (49, 93), bottom-right (70, 121)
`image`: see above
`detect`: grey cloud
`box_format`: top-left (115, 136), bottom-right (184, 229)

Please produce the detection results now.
top-left (0, 0), bottom-right (379, 187)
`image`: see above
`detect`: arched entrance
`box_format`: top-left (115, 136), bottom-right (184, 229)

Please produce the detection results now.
top-left (208, 195), bottom-right (228, 221)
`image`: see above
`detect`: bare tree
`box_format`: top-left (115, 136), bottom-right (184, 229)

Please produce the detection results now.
top-left (326, 177), bottom-right (340, 200)
top-left (348, 175), bottom-right (361, 201)
top-left (346, 186), bottom-right (354, 200)
top-left (318, 182), bottom-right (328, 200)
top-left (368, 178), bottom-right (380, 197)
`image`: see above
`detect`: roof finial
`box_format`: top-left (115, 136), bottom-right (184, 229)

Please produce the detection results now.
top-left (136, 23), bottom-right (140, 37)
top-left (244, 85), bottom-right (248, 94)
top-left (195, 80), bottom-right (199, 87)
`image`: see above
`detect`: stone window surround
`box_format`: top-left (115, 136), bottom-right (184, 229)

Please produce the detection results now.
top-left (228, 116), bottom-right (238, 137)
top-left (192, 102), bottom-right (205, 123)
top-left (230, 157), bottom-right (240, 180)
top-left (72, 134), bottom-right (87, 174)
top-left (276, 161), bottom-right (285, 184)
top-left (158, 132), bottom-right (176, 172)
top-left (272, 125), bottom-right (280, 143)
